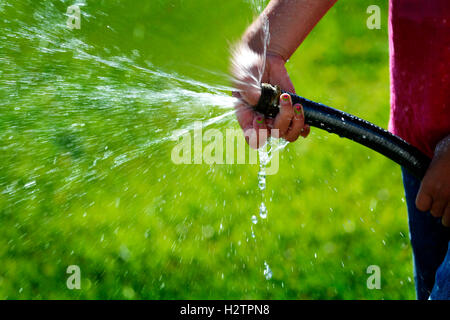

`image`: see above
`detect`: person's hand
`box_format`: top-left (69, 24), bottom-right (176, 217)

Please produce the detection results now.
top-left (416, 135), bottom-right (450, 226)
top-left (232, 50), bottom-right (310, 149)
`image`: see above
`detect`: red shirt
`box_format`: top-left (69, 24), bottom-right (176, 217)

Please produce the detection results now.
top-left (389, 0), bottom-right (450, 158)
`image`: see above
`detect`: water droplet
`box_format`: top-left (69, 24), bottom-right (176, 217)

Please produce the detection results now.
top-left (24, 180), bottom-right (36, 189)
top-left (259, 202), bottom-right (267, 219)
top-left (263, 261), bottom-right (273, 280)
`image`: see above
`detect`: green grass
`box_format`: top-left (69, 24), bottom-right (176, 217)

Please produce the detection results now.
top-left (0, 0), bottom-right (415, 299)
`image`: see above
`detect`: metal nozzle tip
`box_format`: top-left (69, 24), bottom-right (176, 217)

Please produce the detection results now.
top-left (253, 83), bottom-right (281, 118)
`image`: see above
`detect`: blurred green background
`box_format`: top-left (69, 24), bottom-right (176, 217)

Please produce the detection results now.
top-left (0, 0), bottom-right (416, 299)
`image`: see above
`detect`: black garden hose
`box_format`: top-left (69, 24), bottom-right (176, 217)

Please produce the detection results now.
top-left (254, 83), bottom-right (431, 180)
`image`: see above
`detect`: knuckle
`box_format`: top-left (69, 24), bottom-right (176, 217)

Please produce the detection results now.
top-left (280, 108), bottom-right (294, 119)
top-left (285, 136), bottom-right (296, 142)
top-left (285, 132), bottom-right (300, 142)
top-left (300, 129), bottom-right (310, 138)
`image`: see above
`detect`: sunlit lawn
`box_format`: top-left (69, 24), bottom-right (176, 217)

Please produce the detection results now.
top-left (0, 0), bottom-right (415, 299)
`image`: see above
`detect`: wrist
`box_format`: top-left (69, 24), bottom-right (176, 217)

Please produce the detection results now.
top-left (266, 50), bottom-right (288, 64)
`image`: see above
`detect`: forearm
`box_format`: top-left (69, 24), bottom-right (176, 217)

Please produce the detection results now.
top-left (243, 0), bottom-right (337, 61)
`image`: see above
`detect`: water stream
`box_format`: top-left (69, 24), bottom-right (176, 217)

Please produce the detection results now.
top-left (0, 0), bottom-right (298, 295)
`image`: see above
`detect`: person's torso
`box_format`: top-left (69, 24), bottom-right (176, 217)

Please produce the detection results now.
top-left (389, 0), bottom-right (450, 157)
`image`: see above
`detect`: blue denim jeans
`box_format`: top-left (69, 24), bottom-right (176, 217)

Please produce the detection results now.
top-left (402, 167), bottom-right (450, 300)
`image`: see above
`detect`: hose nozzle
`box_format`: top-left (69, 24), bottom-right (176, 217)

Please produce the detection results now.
top-left (253, 83), bottom-right (281, 118)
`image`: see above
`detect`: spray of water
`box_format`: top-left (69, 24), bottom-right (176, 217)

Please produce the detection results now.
top-left (2, 0), bottom-right (287, 286)
top-left (229, 0), bottom-right (293, 281)
top-left (0, 6), bottom-right (261, 280)
top-left (245, 0), bottom-right (269, 16)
